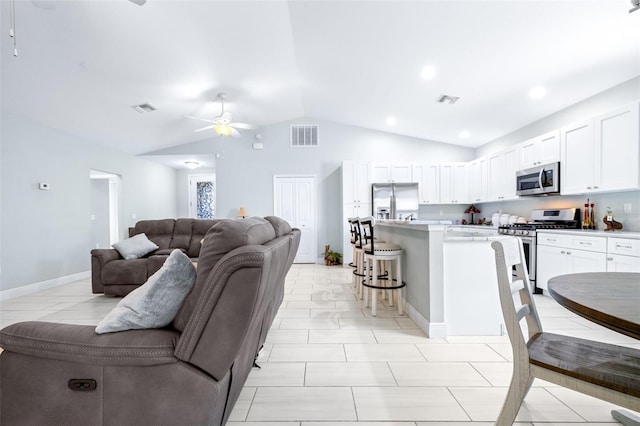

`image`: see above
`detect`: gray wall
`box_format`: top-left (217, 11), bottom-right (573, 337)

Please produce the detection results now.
top-left (90, 179), bottom-right (111, 249)
top-left (147, 117), bottom-right (475, 256)
top-left (0, 113), bottom-right (178, 291)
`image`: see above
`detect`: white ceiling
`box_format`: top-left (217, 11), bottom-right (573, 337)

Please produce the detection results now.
top-left (2, 0), bottom-right (639, 159)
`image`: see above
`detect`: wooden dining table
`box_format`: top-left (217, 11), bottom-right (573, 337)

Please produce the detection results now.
top-left (548, 271), bottom-right (640, 426)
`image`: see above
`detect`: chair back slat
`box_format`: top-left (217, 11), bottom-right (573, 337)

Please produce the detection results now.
top-left (491, 238), bottom-right (543, 351)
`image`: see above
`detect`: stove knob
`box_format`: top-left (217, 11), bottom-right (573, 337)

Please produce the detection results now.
top-left (522, 230), bottom-right (529, 236)
top-left (509, 229), bottom-right (516, 235)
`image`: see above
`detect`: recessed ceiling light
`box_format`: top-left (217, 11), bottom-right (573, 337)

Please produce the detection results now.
top-left (459, 130), bottom-right (470, 139)
top-left (421, 65), bottom-right (437, 80)
top-left (529, 86), bottom-right (547, 99)
top-left (184, 161), bottom-right (201, 169)
top-left (386, 116), bottom-right (397, 126)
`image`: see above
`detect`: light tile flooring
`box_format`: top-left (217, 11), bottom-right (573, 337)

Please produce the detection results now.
top-left (1, 264), bottom-right (639, 425)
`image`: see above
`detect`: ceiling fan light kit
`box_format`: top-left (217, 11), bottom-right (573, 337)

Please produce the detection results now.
top-left (186, 92), bottom-right (256, 138)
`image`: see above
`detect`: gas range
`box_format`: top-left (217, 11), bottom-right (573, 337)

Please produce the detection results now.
top-left (498, 208), bottom-right (581, 237)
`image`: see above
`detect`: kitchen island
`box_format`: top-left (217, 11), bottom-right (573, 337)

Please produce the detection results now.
top-left (376, 221), bottom-right (510, 338)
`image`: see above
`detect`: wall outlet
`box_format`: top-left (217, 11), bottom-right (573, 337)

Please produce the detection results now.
top-left (38, 182), bottom-right (50, 190)
top-left (624, 203), bottom-right (632, 214)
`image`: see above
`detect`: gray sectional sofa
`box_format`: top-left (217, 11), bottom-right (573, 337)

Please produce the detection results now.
top-left (91, 218), bottom-right (219, 296)
top-left (0, 216), bottom-right (300, 426)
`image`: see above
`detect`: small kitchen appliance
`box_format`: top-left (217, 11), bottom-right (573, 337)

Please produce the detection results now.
top-left (516, 161), bottom-right (560, 196)
top-left (498, 208), bottom-right (581, 293)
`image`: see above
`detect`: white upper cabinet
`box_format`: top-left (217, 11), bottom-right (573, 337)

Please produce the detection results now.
top-left (412, 163), bottom-right (440, 204)
top-left (561, 102), bottom-right (640, 195)
top-left (519, 129), bottom-right (560, 169)
top-left (440, 162), bottom-right (468, 204)
top-left (487, 146), bottom-right (519, 201)
top-left (469, 157), bottom-right (488, 203)
top-left (342, 160), bottom-right (370, 204)
top-left (370, 163), bottom-right (413, 183)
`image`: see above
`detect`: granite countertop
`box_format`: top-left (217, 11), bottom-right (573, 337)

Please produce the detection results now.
top-left (537, 229), bottom-right (640, 239)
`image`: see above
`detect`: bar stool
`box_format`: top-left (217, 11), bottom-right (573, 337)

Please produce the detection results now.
top-left (348, 217), bottom-right (364, 291)
top-left (360, 217), bottom-right (404, 316)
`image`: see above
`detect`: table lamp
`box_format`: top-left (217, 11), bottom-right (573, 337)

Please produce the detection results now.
top-left (237, 207), bottom-right (248, 218)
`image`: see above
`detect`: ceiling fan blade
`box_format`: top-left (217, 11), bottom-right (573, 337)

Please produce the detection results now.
top-left (221, 111), bottom-right (233, 122)
top-left (230, 122), bottom-right (257, 130)
top-left (230, 128), bottom-right (242, 138)
top-left (185, 115), bottom-right (216, 124)
top-left (129, 0), bottom-right (146, 5)
top-left (194, 125), bottom-right (216, 132)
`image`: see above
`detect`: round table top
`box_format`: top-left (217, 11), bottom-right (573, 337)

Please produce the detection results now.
top-left (547, 272), bottom-right (640, 340)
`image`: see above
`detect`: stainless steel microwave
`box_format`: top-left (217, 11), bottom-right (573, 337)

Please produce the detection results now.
top-left (516, 162), bottom-right (560, 196)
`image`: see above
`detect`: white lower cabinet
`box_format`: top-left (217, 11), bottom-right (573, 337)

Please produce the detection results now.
top-left (536, 233), bottom-right (607, 292)
top-left (606, 237), bottom-right (640, 272)
top-left (607, 254), bottom-right (640, 272)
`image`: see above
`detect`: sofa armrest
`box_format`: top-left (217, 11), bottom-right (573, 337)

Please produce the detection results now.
top-left (0, 321), bottom-right (180, 366)
top-left (90, 249), bottom-right (122, 294)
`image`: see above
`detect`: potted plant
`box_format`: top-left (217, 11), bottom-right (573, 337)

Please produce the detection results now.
top-left (323, 244), bottom-right (342, 266)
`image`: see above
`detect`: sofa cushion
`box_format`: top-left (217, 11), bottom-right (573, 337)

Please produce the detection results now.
top-left (96, 250), bottom-right (196, 334)
top-left (264, 216), bottom-right (292, 237)
top-left (132, 219), bottom-right (176, 249)
top-left (102, 259), bottom-right (149, 285)
top-left (170, 219), bottom-right (194, 251)
top-left (112, 233), bottom-right (159, 260)
top-left (173, 217), bottom-right (276, 331)
top-left (188, 219), bottom-right (220, 258)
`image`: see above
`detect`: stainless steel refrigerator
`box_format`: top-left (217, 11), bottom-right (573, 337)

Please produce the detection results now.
top-left (371, 182), bottom-right (419, 220)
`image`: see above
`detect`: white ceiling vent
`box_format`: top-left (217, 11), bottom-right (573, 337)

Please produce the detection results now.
top-left (436, 94), bottom-right (460, 105)
top-left (130, 103), bottom-right (158, 113)
top-left (290, 124), bottom-right (319, 147)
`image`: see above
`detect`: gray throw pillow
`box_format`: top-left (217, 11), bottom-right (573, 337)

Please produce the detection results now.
top-left (112, 233), bottom-right (159, 260)
top-left (95, 250), bottom-right (196, 334)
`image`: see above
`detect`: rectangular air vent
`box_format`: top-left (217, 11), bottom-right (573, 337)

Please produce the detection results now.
top-left (130, 103), bottom-right (158, 113)
top-left (290, 124), bottom-right (319, 147)
top-left (436, 94), bottom-right (460, 105)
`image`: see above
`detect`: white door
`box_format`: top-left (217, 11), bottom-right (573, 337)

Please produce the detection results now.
top-left (189, 174), bottom-right (216, 219)
top-left (274, 175), bottom-right (317, 263)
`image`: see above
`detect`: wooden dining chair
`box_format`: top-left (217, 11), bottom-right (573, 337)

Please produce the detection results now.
top-left (491, 237), bottom-right (640, 426)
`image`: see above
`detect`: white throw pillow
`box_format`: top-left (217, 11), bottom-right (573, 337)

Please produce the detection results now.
top-left (95, 250), bottom-right (196, 334)
top-left (112, 233), bottom-right (159, 260)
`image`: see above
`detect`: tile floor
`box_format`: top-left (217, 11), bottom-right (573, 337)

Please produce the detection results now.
top-left (1, 264), bottom-right (639, 425)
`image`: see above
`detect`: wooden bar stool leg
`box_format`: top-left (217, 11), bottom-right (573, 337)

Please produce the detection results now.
top-left (387, 259), bottom-right (394, 307)
top-left (363, 256), bottom-right (369, 307)
top-left (371, 257), bottom-right (378, 317)
top-left (396, 253), bottom-right (403, 315)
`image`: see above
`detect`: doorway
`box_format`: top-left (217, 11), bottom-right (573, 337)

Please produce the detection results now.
top-left (273, 175), bottom-right (317, 263)
top-left (90, 170), bottom-right (121, 248)
top-left (189, 174), bottom-right (216, 219)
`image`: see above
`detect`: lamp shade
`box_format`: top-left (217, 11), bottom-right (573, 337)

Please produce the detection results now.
top-left (237, 207), bottom-right (248, 218)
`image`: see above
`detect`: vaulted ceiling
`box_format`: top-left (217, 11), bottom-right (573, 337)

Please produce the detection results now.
top-left (2, 0), bottom-right (639, 156)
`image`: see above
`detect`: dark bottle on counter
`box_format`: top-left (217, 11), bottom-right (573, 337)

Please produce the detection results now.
top-left (589, 203), bottom-right (595, 230)
top-left (583, 203), bottom-right (590, 229)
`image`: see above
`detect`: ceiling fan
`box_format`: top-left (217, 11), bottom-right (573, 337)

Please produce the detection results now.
top-left (186, 93), bottom-right (256, 138)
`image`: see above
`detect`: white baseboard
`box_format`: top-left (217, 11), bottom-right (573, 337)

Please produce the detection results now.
top-left (404, 300), bottom-right (448, 339)
top-left (0, 271), bottom-right (91, 302)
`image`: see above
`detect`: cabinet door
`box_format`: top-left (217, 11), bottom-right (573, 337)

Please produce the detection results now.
top-left (536, 245), bottom-right (568, 291)
top-left (452, 163), bottom-right (469, 203)
top-left (487, 152), bottom-right (505, 201)
top-left (469, 158), bottom-right (488, 202)
top-left (354, 162), bottom-right (370, 203)
top-left (538, 130), bottom-right (560, 165)
top-left (561, 119), bottom-right (595, 194)
top-left (567, 249), bottom-right (607, 274)
top-left (413, 163), bottom-right (439, 204)
top-left (607, 254), bottom-right (640, 272)
top-left (390, 164), bottom-right (412, 182)
top-left (519, 138), bottom-right (538, 169)
top-left (595, 102), bottom-right (640, 192)
top-left (370, 164), bottom-right (391, 183)
top-left (440, 163), bottom-right (454, 204)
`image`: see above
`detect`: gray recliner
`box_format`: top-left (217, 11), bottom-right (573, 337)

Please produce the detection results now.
top-left (0, 216), bottom-right (300, 426)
